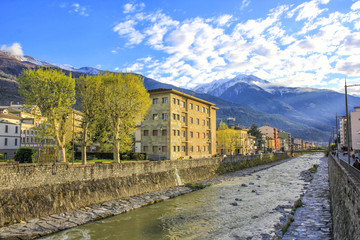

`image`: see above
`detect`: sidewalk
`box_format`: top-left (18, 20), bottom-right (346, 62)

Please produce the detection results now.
top-left (282, 156), bottom-right (332, 239)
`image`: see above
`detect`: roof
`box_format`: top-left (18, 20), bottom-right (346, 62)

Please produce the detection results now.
top-left (148, 88), bottom-right (218, 108)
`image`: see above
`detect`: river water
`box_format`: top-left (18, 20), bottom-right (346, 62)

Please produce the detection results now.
top-left (41, 153), bottom-right (322, 240)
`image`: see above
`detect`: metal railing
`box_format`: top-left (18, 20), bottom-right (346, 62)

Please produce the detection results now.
top-left (332, 153), bottom-right (360, 183)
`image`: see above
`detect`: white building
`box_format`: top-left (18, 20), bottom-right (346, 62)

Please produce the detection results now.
top-left (0, 109), bottom-right (21, 160)
top-left (351, 107), bottom-right (360, 152)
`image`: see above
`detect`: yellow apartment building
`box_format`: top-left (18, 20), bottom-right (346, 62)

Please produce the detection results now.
top-left (139, 88), bottom-right (218, 160)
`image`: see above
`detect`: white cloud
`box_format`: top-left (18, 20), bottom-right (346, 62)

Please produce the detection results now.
top-left (1, 42), bottom-right (24, 57)
top-left (241, 0), bottom-right (251, 10)
top-left (351, 1), bottom-right (360, 11)
top-left (113, 20), bottom-right (145, 45)
top-left (123, 2), bottom-right (145, 14)
top-left (70, 3), bottom-right (89, 16)
top-left (215, 15), bottom-right (233, 26)
top-left (112, 0), bottom-right (360, 90)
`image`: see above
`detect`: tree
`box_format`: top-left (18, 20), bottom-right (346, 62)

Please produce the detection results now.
top-left (98, 72), bottom-right (151, 163)
top-left (248, 124), bottom-right (263, 152)
top-left (217, 121), bottom-right (241, 155)
top-left (18, 68), bottom-right (75, 163)
top-left (76, 74), bottom-right (103, 164)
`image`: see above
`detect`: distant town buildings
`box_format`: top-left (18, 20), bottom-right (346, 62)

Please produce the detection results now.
top-left (350, 107), bottom-right (360, 151)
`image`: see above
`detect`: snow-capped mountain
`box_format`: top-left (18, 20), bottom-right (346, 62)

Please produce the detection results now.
top-left (193, 74), bottom-right (269, 96)
top-left (2, 52), bottom-right (102, 76)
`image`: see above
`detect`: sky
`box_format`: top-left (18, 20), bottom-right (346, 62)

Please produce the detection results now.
top-left (1, 0), bottom-right (360, 94)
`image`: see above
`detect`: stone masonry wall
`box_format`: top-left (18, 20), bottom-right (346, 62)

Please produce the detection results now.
top-left (328, 155), bottom-right (360, 240)
top-left (0, 154), bottom-right (272, 226)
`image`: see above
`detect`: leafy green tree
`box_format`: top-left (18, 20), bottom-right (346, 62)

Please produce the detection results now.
top-left (76, 74), bottom-right (103, 164)
top-left (248, 124), bottom-right (263, 152)
top-left (14, 147), bottom-right (36, 163)
top-left (18, 68), bottom-right (75, 163)
top-left (97, 72), bottom-right (151, 163)
top-left (217, 121), bottom-right (241, 155)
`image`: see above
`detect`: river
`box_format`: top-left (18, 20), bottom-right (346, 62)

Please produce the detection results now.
top-left (41, 153), bottom-right (322, 240)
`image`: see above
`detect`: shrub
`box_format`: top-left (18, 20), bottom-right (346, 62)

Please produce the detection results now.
top-left (14, 147), bottom-right (36, 163)
top-left (0, 153), bottom-right (4, 161)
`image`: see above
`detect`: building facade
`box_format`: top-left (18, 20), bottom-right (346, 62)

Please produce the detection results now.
top-left (278, 131), bottom-right (292, 152)
top-left (351, 107), bottom-right (360, 151)
top-left (140, 89), bottom-right (217, 160)
top-left (259, 125), bottom-right (280, 151)
top-left (0, 109), bottom-right (21, 159)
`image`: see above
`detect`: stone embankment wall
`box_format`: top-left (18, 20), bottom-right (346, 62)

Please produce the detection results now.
top-left (328, 155), bottom-right (360, 239)
top-left (0, 153), bottom-right (289, 227)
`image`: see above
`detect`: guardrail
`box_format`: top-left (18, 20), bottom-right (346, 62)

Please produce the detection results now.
top-left (332, 153), bottom-right (360, 183)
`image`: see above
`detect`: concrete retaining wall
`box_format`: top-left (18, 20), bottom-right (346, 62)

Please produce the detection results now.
top-left (0, 153), bottom-right (281, 226)
top-left (328, 155), bottom-right (360, 239)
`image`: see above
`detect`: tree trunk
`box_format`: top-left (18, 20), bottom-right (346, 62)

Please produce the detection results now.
top-left (113, 141), bottom-right (120, 163)
top-left (81, 123), bottom-right (89, 165)
top-left (58, 146), bottom-right (66, 163)
top-left (81, 144), bottom-right (87, 165)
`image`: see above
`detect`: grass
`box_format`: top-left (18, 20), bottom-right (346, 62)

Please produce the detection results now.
top-left (309, 164), bottom-right (319, 173)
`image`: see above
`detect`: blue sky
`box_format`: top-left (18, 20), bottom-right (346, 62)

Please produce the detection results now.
top-left (1, 0), bottom-right (360, 94)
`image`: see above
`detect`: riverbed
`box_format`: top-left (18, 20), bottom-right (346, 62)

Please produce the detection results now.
top-left (41, 153), bottom-right (322, 240)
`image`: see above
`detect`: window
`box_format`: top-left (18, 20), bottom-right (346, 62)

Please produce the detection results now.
top-left (189, 103), bottom-right (193, 109)
top-left (207, 121), bottom-right (209, 126)
top-left (203, 133), bottom-right (206, 138)
top-left (197, 146), bottom-right (200, 152)
top-left (203, 120), bottom-right (205, 126)
top-left (190, 146), bottom-right (193, 152)
top-left (153, 146), bottom-right (158, 152)
top-left (153, 130), bottom-right (158, 136)
top-left (15, 126), bottom-right (18, 134)
top-left (173, 146), bottom-right (176, 152)
top-left (177, 130), bottom-right (180, 136)
top-left (31, 130), bottom-right (34, 135)
top-left (144, 130), bottom-right (149, 136)
top-left (181, 116), bottom-right (186, 123)
top-left (162, 146), bottom-right (167, 152)
top-left (31, 137), bottom-right (33, 143)
top-left (15, 139), bottom-right (18, 146)
top-left (27, 130), bottom-right (29, 134)
top-left (162, 129), bottom-right (167, 136)
top-left (173, 114), bottom-right (176, 120)
top-left (190, 131), bottom-right (193, 138)
top-left (4, 138), bottom-right (8, 146)
top-left (162, 113), bottom-right (168, 120)
top-left (181, 101), bottom-right (185, 107)
top-left (182, 146), bottom-right (186, 152)
top-left (5, 125), bottom-right (8, 133)
top-left (143, 146), bottom-right (148, 152)
top-left (26, 137), bottom-right (29, 143)
top-left (197, 132), bottom-right (200, 138)
top-left (196, 105), bottom-right (199, 111)
top-left (190, 117), bottom-right (193, 124)
top-left (206, 108), bottom-right (209, 113)
top-left (177, 99), bottom-right (180, 105)
top-left (153, 98), bottom-right (158, 104)
top-left (22, 137), bottom-right (25, 143)
top-left (153, 114), bottom-right (158, 120)
top-left (178, 146), bottom-right (180, 152)
top-left (196, 119), bottom-right (199, 125)
top-left (177, 114), bottom-right (180, 120)
top-left (162, 97), bottom-right (168, 103)
top-left (202, 107), bottom-right (205, 112)
top-left (174, 130), bottom-right (177, 136)
top-left (173, 98), bottom-right (176, 104)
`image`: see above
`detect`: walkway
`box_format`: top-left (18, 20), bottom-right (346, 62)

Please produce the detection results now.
top-left (283, 156), bottom-right (332, 239)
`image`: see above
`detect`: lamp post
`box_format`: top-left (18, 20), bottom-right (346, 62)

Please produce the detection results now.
top-left (344, 79), bottom-right (360, 164)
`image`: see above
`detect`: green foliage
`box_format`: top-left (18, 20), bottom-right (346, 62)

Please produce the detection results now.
top-left (217, 122), bottom-right (241, 155)
top-left (248, 124), bottom-right (263, 152)
top-left (94, 72), bottom-right (151, 163)
top-left (185, 183), bottom-right (210, 190)
top-left (14, 147), bottom-right (36, 163)
top-left (18, 68), bottom-right (76, 162)
top-left (0, 153), bottom-right (4, 161)
top-left (309, 164), bottom-right (319, 173)
top-left (294, 199), bottom-right (303, 208)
